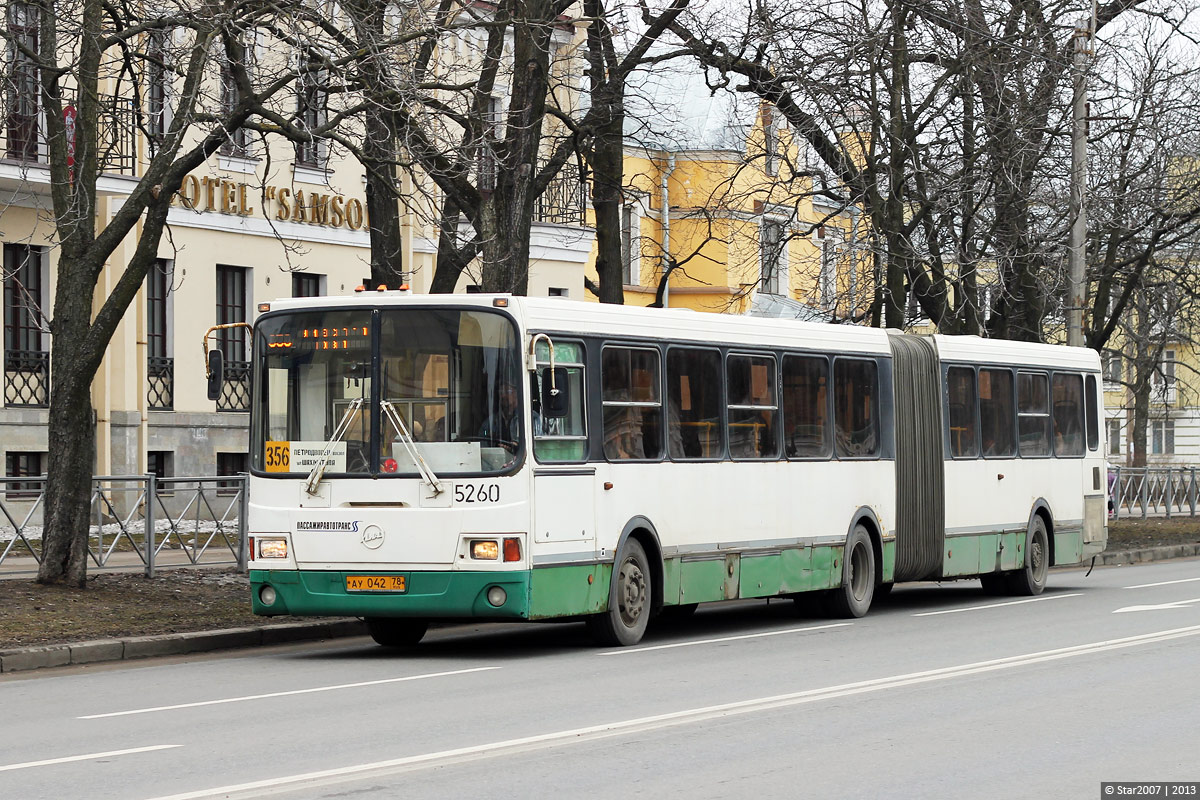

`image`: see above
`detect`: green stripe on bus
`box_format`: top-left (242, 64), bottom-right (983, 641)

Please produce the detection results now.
top-left (529, 563), bottom-right (611, 619)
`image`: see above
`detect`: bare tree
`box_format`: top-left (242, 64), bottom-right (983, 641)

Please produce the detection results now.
top-left (0, 0), bottom-right (324, 586)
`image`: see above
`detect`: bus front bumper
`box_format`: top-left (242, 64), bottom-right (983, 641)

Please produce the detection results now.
top-left (250, 569), bottom-right (530, 619)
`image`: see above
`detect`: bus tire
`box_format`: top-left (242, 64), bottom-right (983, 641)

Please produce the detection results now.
top-left (1007, 515), bottom-right (1049, 596)
top-left (828, 524), bottom-right (875, 618)
top-left (365, 617), bottom-right (428, 648)
top-left (587, 539), bottom-right (651, 646)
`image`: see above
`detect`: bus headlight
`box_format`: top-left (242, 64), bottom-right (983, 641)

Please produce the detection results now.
top-left (259, 585), bottom-right (278, 606)
top-left (259, 538), bottom-right (288, 559)
top-left (471, 540), bottom-right (499, 560)
top-left (486, 586), bottom-right (507, 607)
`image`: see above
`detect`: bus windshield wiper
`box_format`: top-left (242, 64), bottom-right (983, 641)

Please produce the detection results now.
top-left (380, 400), bottom-right (444, 495)
top-left (304, 396), bottom-right (363, 495)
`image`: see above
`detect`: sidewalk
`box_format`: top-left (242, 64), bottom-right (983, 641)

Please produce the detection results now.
top-left (1, 544), bottom-right (1196, 675)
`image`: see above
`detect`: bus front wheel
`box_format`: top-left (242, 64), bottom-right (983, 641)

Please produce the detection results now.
top-left (587, 539), bottom-right (651, 647)
top-left (1008, 516), bottom-right (1049, 596)
top-left (828, 525), bottom-right (876, 618)
top-left (366, 617), bottom-right (428, 648)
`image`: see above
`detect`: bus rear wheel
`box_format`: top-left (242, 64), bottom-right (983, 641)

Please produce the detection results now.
top-left (1007, 516), bottom-right (1049, 596)
top-left (365, 617), bottom-right (428, 648)
top-left (828, 525), bottom-right (876, 618)
top-left (587, 539), bottom-right (651, 646)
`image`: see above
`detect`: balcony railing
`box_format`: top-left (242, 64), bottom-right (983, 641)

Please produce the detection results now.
top-left (3, 349), bottom-right (49, 407)
top-left (147, 356), bottom-right (174, 410)
top-left (1, 94), bottom-right (136, 176)
top-left (217, 360), bottom-right (251, 412)
top-left (534, 164), bottom-right (587, 226)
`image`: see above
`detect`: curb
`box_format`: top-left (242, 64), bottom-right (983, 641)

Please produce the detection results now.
top-left (0, 620), bottom-right (366, 675)
top-left (1093, 543), bottom-right (1200, 566)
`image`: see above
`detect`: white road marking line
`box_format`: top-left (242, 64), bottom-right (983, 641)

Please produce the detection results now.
top-left (1114, 597), bottom-right (1200, 614)
top-left (1125, 576), bottom-right (1200, 590)
top-left (78, 667), bottom-right (499, 720)
top-left (913, 593), bottom-right (1082, 617)
top-left (0, 745), bottom-right (180, 773)
top-left (597, 622), bottom-right (852, 656)
top-left (142, 625), bottom-right (1200, 800)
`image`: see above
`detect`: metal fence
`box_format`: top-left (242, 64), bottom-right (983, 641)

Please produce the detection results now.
top-left (0, 474), bottom-right (248, 578)
top-left (1110, 467), bottom-right (1200, 520)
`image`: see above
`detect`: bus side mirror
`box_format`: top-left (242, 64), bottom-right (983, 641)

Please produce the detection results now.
top-left (206, 350), bottom-right (224, 401)
top-left (541, 367), bottom-right (570, 418)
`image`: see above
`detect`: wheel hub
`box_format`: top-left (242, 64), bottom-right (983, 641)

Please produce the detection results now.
top-left (618, 558), bottom-right (646, 626)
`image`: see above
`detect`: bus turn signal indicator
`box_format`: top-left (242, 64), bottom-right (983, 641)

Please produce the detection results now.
top-left (503, 538), bottom-right (521, 562)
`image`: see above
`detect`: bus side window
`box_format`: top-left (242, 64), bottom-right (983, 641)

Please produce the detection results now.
top-left (782, 355), bottom-right (830, 458)
top-left (946, 366), bottom-right (979, 458)
top-left (979, 368), bottom-right (1015, 458)
top-left (1017, 372), bottom-right (1051, 457)
top-left (1052, 373), bottom-right (1085, 457)
top-left (601, 346), bottom-right (663, 460)
top-left (727, 354), bottom-right (779, 460)
top-left (1085, 374), bottom-right (1099, 451)
top-left (667, 348), bottom-right (723, 460)
top-left (834, 358), bottom-right (879, 458)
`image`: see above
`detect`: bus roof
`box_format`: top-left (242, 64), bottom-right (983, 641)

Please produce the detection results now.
top-left (262, 293), bottom-right (1100, 368)
top-left (932, 334), bottom-right (1100, 371)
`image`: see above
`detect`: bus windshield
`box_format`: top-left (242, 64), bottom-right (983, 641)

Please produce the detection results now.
top-left (252, 307), bottom-right (524, 477)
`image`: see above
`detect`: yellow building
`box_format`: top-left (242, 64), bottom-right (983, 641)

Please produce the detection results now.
top-left (588, 68), bottom-right (867, 318)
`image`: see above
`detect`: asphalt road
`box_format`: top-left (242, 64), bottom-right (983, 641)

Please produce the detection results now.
top-left (3, 559), bottom-right (1199, 800)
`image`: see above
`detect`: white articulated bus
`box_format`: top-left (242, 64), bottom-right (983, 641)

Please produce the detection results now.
top-left (236, 293), bottom-right (1107, 647)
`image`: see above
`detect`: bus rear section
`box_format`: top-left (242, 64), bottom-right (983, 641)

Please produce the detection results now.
top-left (889, 333), bottom-right (1107, 594)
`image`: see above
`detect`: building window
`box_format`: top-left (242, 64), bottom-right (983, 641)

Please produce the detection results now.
top-left (1102, 350), bottom-right (1122, 387)
top-left (295, 58), bottom-right (327, 167)
top-left (1107, 419), bottom-right (1122, 457)
top-left (146, 29), bottom-right (169, 147)
top-left (219, 44), bottom-right (252, 157)
top-left (477, 95), bottom-right (501, 192)
top-left (1151, 419), bottom-right (1175, 455)
top-left (147, 259), bottom-right (173, 410)
top-left (147, 450), bottom-right (174, 493)
top-left (1152, 349), bottom-right (1176, 404)
top-left (621, 204), bottom-right (640, 285)
top-left (291, 272), bottom-right (322, 298)
top-left (3, 244), bottom-right (48, 407)
top-left (761, 104), bottom-right (778, 177)
top-left (760, 221), bottom-right (783, 295)
top-left (216, 451), bottom-right (248, 493)
top-left (5, 2), bottom-right (40, 161)
top-left (548, 287), bottom-right (568, 297)
top-left (215, 265), bottom-right (250, 411)
top-left (819, 234), bottom-right (839, 309)
top-left (4, 451), bottom-right (44, 499)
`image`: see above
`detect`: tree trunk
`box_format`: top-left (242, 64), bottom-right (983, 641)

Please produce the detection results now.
top-left (592, 107), bottom-right (626, 304)
top-left (37, 257), bottom-right (99, 588)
